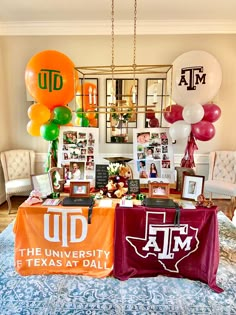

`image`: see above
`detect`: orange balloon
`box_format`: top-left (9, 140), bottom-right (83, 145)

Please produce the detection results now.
top-left (25, 50), bottom-right (79, 109)
top-left (86, 109), bottom-right (96, 120)
top-left (28, 103), bottom-right (51, 124)
top-left (89, 117), bottom-right (98, 127)
top-left (27, 120), bottom-right (41, 136)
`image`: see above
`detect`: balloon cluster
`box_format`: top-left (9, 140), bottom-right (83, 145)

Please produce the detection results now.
top-left (25, 50), bottom-right (78, 141)
top-left (164, 103), bottom-right (221, 141)
top-left (166, 50), bottom-right (222, 142)
top-left (164, 50), bottom-right (222, 167)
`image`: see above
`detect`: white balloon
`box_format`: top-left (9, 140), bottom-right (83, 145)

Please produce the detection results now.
top-left (183, 104), bottom-right (204, 124)
top-left (172, 50), bottom-right (222, 106)
top-left (169, 120), bottom-right (191, 141)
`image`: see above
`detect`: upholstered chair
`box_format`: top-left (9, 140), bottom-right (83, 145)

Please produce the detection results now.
top-left (0, 150), bottom-right (35, 214)
top-left (204, 151), bottom-right (236, 217)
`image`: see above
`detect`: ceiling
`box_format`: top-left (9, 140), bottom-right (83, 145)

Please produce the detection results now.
top-left (1, 0), bottom-right (236, 35)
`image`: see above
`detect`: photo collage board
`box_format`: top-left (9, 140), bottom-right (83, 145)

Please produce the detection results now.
top-left (58, 126), bottom-right (99, 187)
top-left (133, 128), bottom-right (175, 183)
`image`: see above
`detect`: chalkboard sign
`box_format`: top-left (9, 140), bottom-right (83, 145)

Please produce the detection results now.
top-left (95, 164), bottom-right (109, 189)
top-left (128, 179), bottom-right (140, 194)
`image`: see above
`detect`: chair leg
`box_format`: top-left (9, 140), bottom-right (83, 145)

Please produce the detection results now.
top-left (6, 195), bottom-right (12, 215)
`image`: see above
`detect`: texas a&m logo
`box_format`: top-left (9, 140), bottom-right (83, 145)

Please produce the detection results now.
top-left (126, 211), bottom-right (199, 273)
top-left (178, 66), bottom-right (206, 91)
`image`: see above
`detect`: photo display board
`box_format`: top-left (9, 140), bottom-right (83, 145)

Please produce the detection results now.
top-left (58, 127), bottom-right (99, 187)
top-left (133, 128), bottom-right (175, 183)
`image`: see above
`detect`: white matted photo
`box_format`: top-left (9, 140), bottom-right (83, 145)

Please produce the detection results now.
top-left (181, 174), bottom-right (205, 201)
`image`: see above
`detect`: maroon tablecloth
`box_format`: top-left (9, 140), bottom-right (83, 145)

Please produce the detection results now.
top-left (114, 205), bottom-right (223, 293)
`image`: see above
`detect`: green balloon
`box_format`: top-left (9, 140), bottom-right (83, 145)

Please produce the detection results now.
top-left (82, 117), bottom-right (89, 127)
top-left (40, 122), bottom-right (59, 141)
top-left (76, 108), bottom-right (84, 119)
top-left (52, 106), bottom-right (72, 125)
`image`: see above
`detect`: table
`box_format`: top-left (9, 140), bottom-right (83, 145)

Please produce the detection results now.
top-left (113, 204), bottom-right (223, 293)
top-left (13, 203), bottom-right (115, 277)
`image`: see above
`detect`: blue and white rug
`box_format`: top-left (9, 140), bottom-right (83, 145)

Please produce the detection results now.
top-left (0, 212), bottom-right (236, 315)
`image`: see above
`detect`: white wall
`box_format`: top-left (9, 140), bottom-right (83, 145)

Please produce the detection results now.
top-left (0, 34), bottom-right (236, 156)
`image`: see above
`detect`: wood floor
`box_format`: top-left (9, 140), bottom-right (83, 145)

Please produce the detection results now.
top-left (0, 196), bottom-right (233, 233)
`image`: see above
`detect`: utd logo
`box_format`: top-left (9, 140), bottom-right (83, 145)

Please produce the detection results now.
top-left (44, 208), bottom-right (88, 247)
top-left (178, 66), bottom-right (206, 91)
top-left (38, 69), bottom-right (63, 91)
top-left (126, 211), bottom-right (199, 272)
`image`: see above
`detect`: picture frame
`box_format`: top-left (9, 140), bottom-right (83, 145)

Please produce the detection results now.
top-left (69, 181), bottom-right (90, 198)
top-left (31, 173), bottom-right (53, 198)
top-left (148, 181), bottom-right (170, 198)
top-left (181, 174), bottom-right (205, 201)
top-left (175, 167), bottom-right (196, 192)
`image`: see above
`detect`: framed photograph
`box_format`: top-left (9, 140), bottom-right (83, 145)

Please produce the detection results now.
top-left (31, 174), bottom-right (53, 198)
top-left (70, 181), bottom-right (90, 198)
top-left (175, 167), bottom-right (196, 192)
top-left (148, 182), bottom-right (170, 198)
top-left (181, 174), bottom-right (205, 201)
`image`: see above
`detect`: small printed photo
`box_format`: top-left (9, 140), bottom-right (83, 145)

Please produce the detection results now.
top-left (88, 147), bottom-right (94, 154)
top-left (162, 145), bottom-right (168, 153)
top-left (87, 155), bottom-right (94, 163)
top-left (137, 160), bottom-right (148, 179)
top-left (162, 153), bottom-right (169, 160)
top-left (151, 133), bottom-right (160, 139)
top-left (137, 145), bottom-right (144, 152)
top-left (70, 151), bottom-right (79, 159)
top-left (153, 153), bottom-right (161, 160)
top-left (160, 132), bottom-right (168, 139)
top-left (162, 160), bottom-right (170, 168)
top-left (137, 132), bottom-right (150, 144)
top-left (63, 144), bottom-right (68, 150)
top-left (70, 161), bottom-right (85, 180)
top-left (73, 185), bottom-right (86, 194)
top-left (86, 162), bottom-right (94, 170)
top-left (137, 152), bottom-right (146, 159)
top-left (148, 162), bottom-right (159, 178)
top-left (78, 132), bottom-right (86, 139)
top-left (145, 147), bottom-right (154, 159)
top-left (81, 148), bottom-right (87, 155)
top-left (63, 131), bottom-right (77, 144)
top-left (161, 138), bottom-right (168, 145)
top-left (64, 152), bottom-right (69, 160)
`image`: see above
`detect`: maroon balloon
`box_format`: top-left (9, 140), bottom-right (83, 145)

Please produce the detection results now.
top-left (191, 120), bottom-right (215, 141)
top-left (146, 109), bottom-right (155, 119)
top-left (163, 104), bottom-right (183, 124)
top-left (149, 118), bottom-right (159, 128)
top-left (203, 103), bottom-right (221, 122)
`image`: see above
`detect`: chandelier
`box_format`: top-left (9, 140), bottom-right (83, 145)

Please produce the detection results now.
top-left (75, 0), bottom-right (173, 116)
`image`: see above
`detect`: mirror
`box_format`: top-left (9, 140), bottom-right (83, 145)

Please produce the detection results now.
top-left (145, 78), bottom-right (172, 128)
top-left (106, 79), bottom-right (138, 143)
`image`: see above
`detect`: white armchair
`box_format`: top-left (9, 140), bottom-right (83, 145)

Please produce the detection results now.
top-left (204, 151), bottom-right (236, 217)
top-left (0, 149), bottom-right (35, 214)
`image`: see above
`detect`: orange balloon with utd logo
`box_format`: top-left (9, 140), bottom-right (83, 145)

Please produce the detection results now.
top-left (25, 50), bottom-right (78, 110)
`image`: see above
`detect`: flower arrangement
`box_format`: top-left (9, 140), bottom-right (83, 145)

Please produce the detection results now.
top-left (107, 163), bottom-right (121, 176)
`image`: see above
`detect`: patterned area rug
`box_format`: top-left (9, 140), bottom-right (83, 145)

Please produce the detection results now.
top-left (0, 212), bottom-right (236, 315)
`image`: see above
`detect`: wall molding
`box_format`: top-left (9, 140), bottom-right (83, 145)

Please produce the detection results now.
top-left (0, 20), bottom-right (236, 36)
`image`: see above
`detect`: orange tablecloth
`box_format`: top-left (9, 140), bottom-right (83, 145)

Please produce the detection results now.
top-left (13, 203), bottom-right (115, 277)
